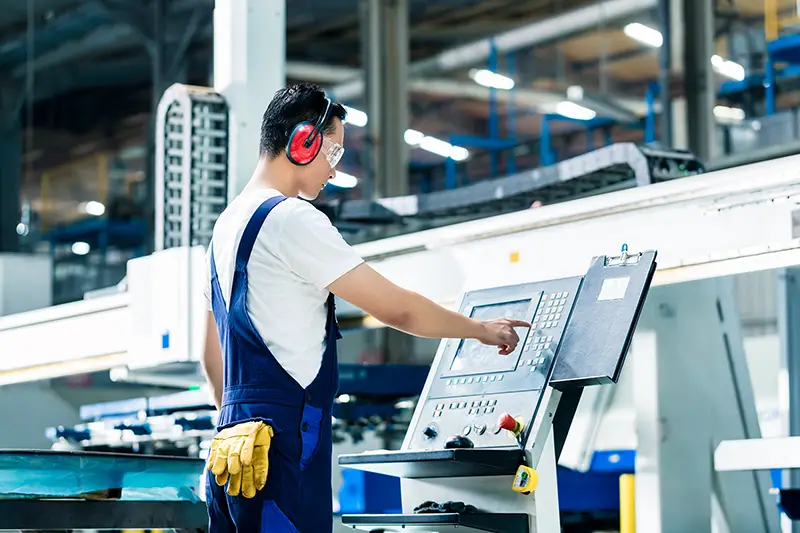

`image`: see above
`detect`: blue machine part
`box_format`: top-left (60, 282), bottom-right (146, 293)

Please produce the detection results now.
top-left (588, 449), bottom-right (636, 473)
top-left (174, 416), bottom-right (215, 431)
top-left (113, 423), bottom-right (152, 436)
top-left (333, 402), bottom-right (401, 421)
top-left (45, 426), bottom-right (91, 442)
top-left (337, 364), bottom-right (428, 397)
top-left (557, 467), bottom-right (623, 512)
top-left (338, 469), bottom-right (402, 515)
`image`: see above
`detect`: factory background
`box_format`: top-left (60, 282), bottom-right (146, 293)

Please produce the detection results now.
top-left (0, 0), bottom-right (799, 532)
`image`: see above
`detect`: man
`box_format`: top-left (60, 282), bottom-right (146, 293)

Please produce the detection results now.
top-left (201, 83), bottom-right (529, 532)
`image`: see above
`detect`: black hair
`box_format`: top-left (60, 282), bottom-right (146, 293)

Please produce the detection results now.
top-left (259, 83), bottom-right (347, 158)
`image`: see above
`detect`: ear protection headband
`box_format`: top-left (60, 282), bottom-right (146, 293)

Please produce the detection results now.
top-left (286, 97), bottom-right (332, 166)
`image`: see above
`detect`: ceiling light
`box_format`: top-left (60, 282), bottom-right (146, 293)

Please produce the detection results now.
top-left (81, 200), bottom-right (105, 216)
top-left (404, 128), bottom-right (469, 161)
top-left (329, 171), bottom-right (358, 189)
top-left (404, 129), bottom-right (425, 145)
top-left (555, 101), bottom-right (597, 121)
top-left (469, 68), bottom-right (515, 90)
top-left (419, 136), bottom-right (455, 158)
top-left (341, 108), bottom-right (468, 161)
top-left (713, 105), bottom-right (745, 122)
top-left (450, 147), bottom-right (469, 161)
top-left (343, 105), bottom-right (368, 127)
top-left (711, 54), bottom-right (745, 81)
top-left (566, 85), bottom-right (585, 101)
top-left (71, 242), bottom-right (91, 256)
top-left (623, 22), bottom-right (663, 48)
top-left (622, 24), bottom-right (745, 82)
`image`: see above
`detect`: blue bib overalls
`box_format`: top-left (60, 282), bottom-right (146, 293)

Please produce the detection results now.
top-left (206, 195), bottom-right (341, 532)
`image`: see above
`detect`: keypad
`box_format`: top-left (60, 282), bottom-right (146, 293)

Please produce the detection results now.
top-left (442, 398), bottom-right (497, 416)
top-left (532, 291), bottom-right (569, 330)
top-left (445, 373), bottom-right (504, 387)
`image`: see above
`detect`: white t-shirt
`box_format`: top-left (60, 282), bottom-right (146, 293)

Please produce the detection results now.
top-left (204, 188), bottom-right (364, 388)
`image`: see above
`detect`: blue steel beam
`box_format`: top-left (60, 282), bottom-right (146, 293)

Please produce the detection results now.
top-left (447, 134), bottom-right (517, 150)
top-left (0, 2), bottom-right (110, 69)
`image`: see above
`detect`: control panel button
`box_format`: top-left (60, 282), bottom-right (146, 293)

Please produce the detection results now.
top-left (498, 413), bottom-right (523, 436)
top-left (423, 425), bottom-right (438, 440)
top-left (474, 424), bottom-right (486, 435)
top-left (462, 425), bottom-right (472, 436)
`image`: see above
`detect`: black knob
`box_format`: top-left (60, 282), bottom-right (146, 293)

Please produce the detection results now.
top-left (423, 425), bottom-right (438, 440)
top-left (444, 435), bottom-right (474, 449)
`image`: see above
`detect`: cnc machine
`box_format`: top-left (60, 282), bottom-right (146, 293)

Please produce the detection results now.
top-left (338, 247), bottom-right (657, 532)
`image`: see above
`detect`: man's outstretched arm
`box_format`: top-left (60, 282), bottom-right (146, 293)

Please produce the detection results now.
top-left (202, 310), bottom-right (224, 409)
top-left (328, 263), bottom-right (529, 354)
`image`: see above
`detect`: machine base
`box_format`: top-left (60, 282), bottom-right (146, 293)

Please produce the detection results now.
top-left (341, 512), bottom-right (529, 533)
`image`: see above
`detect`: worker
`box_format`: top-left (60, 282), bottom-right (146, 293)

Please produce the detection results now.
top-left (201, 83), bottom-right (530, 532)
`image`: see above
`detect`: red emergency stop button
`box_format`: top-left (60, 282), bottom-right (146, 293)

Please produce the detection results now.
top-left (497, 413), bottom-right (523, 436)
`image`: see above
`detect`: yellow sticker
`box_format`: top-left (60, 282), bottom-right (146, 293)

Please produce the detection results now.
top-left (510, 251), bottom-right (520, 263)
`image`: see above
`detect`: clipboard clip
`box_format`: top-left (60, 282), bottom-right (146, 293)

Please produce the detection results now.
top-left (605, 243), bottom-right (642, 267)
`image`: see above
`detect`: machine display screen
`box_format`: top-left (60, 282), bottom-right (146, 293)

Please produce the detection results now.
top-left (448, 299), bottom-right (532, 376)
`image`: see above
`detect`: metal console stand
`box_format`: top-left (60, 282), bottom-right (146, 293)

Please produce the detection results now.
top-left (339, 249), bottom-right (657, 532)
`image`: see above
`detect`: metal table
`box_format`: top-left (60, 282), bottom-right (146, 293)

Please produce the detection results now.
top-left (0, 449), bottom-right (207, 531)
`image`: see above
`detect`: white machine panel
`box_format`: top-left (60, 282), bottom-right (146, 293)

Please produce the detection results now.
top-left (127, 246), bottom-right (208, 370)
top-left (0, 294), bottom-right (130, 385)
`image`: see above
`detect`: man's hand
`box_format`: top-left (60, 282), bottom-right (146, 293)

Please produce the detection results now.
top-left (476, 318), bottom-right (532, 355)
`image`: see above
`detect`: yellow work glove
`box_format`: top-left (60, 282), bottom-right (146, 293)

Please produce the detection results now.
top-left (206, 420), bottom-right (274, 498)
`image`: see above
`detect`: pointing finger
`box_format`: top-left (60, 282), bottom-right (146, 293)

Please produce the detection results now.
top-left (506, 319), bottom-right (532, 328)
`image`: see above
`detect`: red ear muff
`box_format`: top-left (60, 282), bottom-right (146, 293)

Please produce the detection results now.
top-left (286, 122), bottom-right (322, 166)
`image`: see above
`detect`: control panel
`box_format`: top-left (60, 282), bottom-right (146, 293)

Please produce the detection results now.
top-left (406, 249), bottom-right (656, 452)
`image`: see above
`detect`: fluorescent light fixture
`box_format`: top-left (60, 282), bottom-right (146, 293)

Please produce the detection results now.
top-left (81, 200), bottom-right (105, 216)
top-left (450, 146), bottom-right (469, 161)
top-left (404, 128), bottom-right (469, 161)
top-left (623, 22), bottom-right (663, 48)
top-left (344, 107), bottom-right (469, 161)
top-left (404, 129), bottom-right (425, 145)
top-left (419, 136), bottom-right (456, 158)
top-left (72, 242), bottom-right (91, 255)
top-left (469, 68), bottom-right (515, 90)
top-left (329, 171), bottom-right (358, 189)
top-left (622, 24), bottom-right (745, 82)
top-left (713, 105), bottom-right (745, 122)
top-left (343, 105), bottom-right (368, 127)
top-left (555, 101), bottom-right (597, 121)
top-left (711, 54), bottom-right (745, 81)
top-left (337, 394), bottom-right (351, 403)
top-left (566, 85), bottom-right (585, 101)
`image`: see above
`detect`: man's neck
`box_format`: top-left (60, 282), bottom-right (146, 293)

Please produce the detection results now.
top-left (244, 157), bottom-right (299, 198)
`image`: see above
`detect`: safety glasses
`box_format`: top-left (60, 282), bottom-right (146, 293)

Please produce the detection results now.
top-left (321, 136), bottom-right (344, 168)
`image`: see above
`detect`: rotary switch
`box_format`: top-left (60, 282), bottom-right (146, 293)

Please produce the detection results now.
top-left (422, 425), bottom-right (438, 440)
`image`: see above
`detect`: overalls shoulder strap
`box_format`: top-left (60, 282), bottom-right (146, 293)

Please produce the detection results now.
top-left (235, 195), bottom-right (288, 273)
